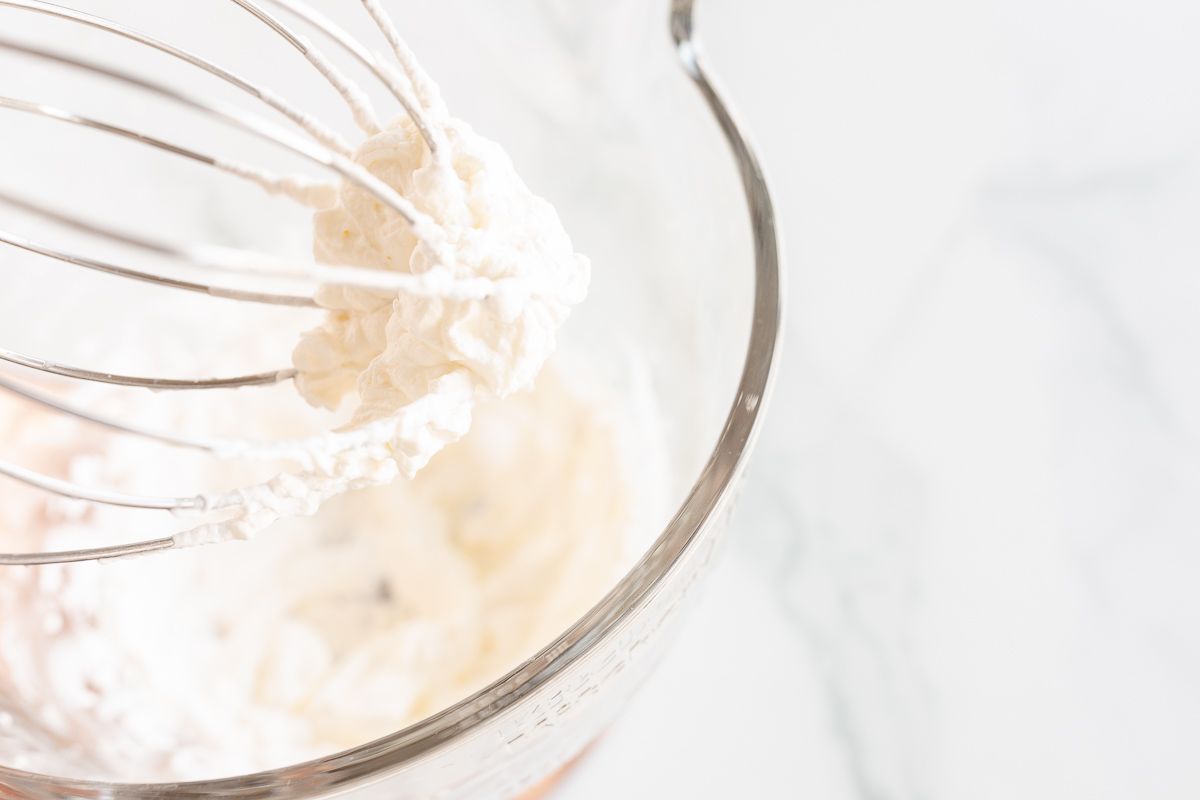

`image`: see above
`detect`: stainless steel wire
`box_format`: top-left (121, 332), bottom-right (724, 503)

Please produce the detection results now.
top-left (0, 0), bottom-right (461, 563)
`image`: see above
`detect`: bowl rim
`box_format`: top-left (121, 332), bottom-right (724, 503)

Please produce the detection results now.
top-left (0, 1), bottom-right (782, 796)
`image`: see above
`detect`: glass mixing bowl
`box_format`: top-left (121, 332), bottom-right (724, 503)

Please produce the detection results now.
top-left (0, 0), bottom-right (780, 796)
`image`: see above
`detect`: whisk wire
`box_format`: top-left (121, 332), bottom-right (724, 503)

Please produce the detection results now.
top-left (0, 373), bottom-right (219, 451)
top-left (0, 0), bottom-right (509, 565)
top-left (0, 229), bottom-right (316, 307)
top-left (227, 0), bottom-right (385, 138)
top-left (0, 0), bottom-right (357, 157)
top-left (0, 458), bottom-right (201, 511)
top-left (261, 0), bottom-right (441, 153)
top-left (0, 36), bottom-right (435, 227)
top-left (0, 347), bottom-right (298, 390)
top-left (0, 189), bottom-right (497, 299)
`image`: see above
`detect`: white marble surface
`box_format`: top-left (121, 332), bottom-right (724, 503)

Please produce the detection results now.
top-left (560, 0), bottom-right (1200, 797)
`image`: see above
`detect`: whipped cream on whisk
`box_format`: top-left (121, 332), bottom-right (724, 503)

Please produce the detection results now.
top-left (295, 0), bottom-right (587, 437)
top-left (172, 31), bottom-right (588, 547)
top-left (296, 114), bottom-right (589, 455)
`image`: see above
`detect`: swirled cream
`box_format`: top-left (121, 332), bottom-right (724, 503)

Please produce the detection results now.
top-left (0, 367), bottom-right (641, 780)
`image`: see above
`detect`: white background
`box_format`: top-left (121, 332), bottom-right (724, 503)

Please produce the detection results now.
top-left (561, 0), bottom-right (1200, 797)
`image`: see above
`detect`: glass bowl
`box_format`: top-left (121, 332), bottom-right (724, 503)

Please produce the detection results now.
top-left (0, 0), bottom-right (780, 796)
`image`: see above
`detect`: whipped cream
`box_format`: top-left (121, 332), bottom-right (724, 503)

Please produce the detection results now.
top-left (0, 369), bottom-right (635, 780)
top-left (296, 114), bottom-right (589, 423)
top-left (172, 91), bottom-right (589, 549)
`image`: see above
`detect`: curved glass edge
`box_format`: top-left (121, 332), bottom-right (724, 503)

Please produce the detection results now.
top-left (0, 0), bottom-right (782, 796)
